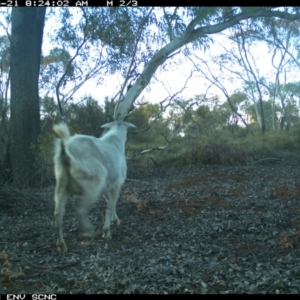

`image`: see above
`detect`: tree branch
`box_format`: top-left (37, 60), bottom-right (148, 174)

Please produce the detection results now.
top-left (116, 7), bottom-right (300, 119)
top-left (114, 7), bottom-right (154, 119)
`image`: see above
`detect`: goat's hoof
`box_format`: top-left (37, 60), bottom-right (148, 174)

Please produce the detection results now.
top-left (102, 229), bottom-right (111, 239)
top-left (57, 241), bottom-right (67, 253)
top-left (80, 230), bottom-right (94, 239)
top-left (112, 218), bottom-right (120, 226)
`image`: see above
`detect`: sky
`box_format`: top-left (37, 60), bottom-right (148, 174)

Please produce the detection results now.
top-left (45, 36), bottom-right (247, 105)
top-left (77, 56), bottom-right (206, 104)
top-left (64, 33), bottom-right (288, 107)
top-left (39, 9), bottom-right (239, 106)
top-left (1, 7), bottom-right (299, 108)
top-left (41, 8), bottom-right (209, 106)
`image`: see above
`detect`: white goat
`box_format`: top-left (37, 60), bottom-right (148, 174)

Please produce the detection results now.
top-left (53, 120), bottom-right (136, 252)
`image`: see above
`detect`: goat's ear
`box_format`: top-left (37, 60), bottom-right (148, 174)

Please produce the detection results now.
top-left (101, 122), bottom-right (113, 129)
top-left (124, 122), bottom-right (137, 129)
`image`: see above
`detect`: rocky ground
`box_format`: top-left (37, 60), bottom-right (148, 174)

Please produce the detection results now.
top-left (1, 154), bottom-right (300, 294)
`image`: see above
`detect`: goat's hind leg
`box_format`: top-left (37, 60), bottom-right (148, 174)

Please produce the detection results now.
top-left (103, 194), bottom-right (120, 225)
top-left (75, 192), bottom-right (97, 238)
top-left (102, 188), bottom-right (121, 239)
top-left (112, 209), bottom-right (120, 225)
top-left (54, 178), bottom-right (68, 253)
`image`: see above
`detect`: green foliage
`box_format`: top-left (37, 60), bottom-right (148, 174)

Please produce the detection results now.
top-left (188, 102), bottom-right (233, 135)
top-left (37, 130), bottom-right (55, 165)
top-left (265, 130), bottom-right (300, 151)
top-left (283, 82), bottom-right (300, 101)
top-left (65, 97), bottom-right (105, 137)
top-left (127, 95), bottom-right (300, 168)
top-left (89, 8), bottom-right (137, 56)
top-left (127, 103), bottom-right (166, 148)
top-left (40, 96), bottom-right (106, 136)
top-left (10, 91), bottom-right (300, 182)
top-left (245, 100), bottom-right (282, 130)
top-left (127, 103), bottom-right (159, 128)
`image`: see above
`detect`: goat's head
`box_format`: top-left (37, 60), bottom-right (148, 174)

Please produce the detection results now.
top-left (101, 120), bottom-right (136, 136)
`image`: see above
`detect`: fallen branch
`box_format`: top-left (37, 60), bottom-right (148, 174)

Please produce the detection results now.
top-left (0, 181), bottom-right (44, 204)
top-left (253, 157), bottom-right (282, 165)
top-left (126, 179), bottom-right (150, 184)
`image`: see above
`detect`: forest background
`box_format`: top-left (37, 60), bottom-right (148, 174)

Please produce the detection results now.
top-left (1, 7), bottom-right (300, 187)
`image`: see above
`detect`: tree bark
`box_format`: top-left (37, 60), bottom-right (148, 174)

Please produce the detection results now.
top-left (10, 8), bottom-right (46, 186)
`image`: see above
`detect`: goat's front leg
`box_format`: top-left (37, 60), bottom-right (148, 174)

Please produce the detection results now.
top-left (103, 188), bottom-right (121, 238)
top-left (54, 185), bottom-right (68, 253)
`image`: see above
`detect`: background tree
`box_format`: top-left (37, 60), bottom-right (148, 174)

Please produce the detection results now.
top-left (0, 33), bottom-right (10, 178)
top-left (10, 7), bottom-right (46, 186)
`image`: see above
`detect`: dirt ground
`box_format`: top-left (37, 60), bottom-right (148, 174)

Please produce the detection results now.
top-left (1, 154), bottom-right (300, 294)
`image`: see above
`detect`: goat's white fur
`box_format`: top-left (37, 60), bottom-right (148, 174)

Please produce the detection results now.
top-left (53, 120), bottom-right (136, 252)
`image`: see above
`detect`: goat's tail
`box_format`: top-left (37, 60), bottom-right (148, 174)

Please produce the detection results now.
top-left (53, 123), bottom-right (71, 143)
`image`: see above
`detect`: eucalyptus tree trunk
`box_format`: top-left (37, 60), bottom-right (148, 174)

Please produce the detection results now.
top-left (10, 7), bottom-right (46, 186)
